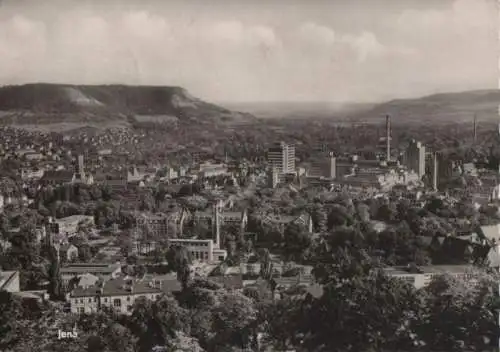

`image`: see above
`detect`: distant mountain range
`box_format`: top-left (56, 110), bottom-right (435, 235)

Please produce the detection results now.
top-left (0, 83), bottom-right (256, 130)
top-left (228, 89), bottom-right (500, 123)
top-left (0, 85), bottom-right (497, 130)
top-left (349, 89), bottom-right (500, 123)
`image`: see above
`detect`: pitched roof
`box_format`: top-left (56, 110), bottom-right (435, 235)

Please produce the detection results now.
top-left (208, 275), bottom-right (244, 290)
top-left (61, 263), bottom-right (121, 276)
top-left (42, 170), bottom-right (74, 182)
top-left (0, 271), bottom-right (19, 290)
top-left (70, 276), bottom-right (182, 298)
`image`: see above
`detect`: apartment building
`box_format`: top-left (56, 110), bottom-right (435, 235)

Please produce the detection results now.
top-left (384, 265), bottom-right (475, 289)
top-left (61, 263), bottom-right (122, 287)
top-left (69, 275), bottom-right (182, 315)
top-left (267, 142), bottom-right (295, 175)
top-left (50, 215), bottom-right (95, 236)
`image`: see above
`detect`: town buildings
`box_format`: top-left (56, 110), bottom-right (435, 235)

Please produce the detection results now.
top-left (404, 140), bottom-right (426, 178)
top-left (48, 215), bottom-right (95, 237)
top-left (267, 142), bottom-right (295, 176)
top-left (307, 152), bottom-right (336, 179)
top-left (61, 263), bottom-right (122, 287)
top-left (69, 275), bottom-right (181, 315)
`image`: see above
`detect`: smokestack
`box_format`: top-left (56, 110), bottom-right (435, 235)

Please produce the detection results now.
top-left (385, 115), bottom-right (391, 161)
top-left (473, 115), bottom-right (477, 144)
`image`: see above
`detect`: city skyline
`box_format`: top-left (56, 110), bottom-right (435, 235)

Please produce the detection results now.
top-left (0, 0), bottom-right (497, 103)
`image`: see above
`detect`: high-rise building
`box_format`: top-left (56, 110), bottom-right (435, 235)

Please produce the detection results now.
top-left (308, 152), bottom-right (336, 179)
top-left (267, 142), bottom-right (295, 174)
top-left (437, 152), bottom-right (453, 189)
top-left (76, 155), bottom-right (85, 175)
top-left (267, 167), bottom-right (280, 188)
top-left (405, 140), bottom-right (426, 179)
top-left (428, 153), bottom-right (438, 191)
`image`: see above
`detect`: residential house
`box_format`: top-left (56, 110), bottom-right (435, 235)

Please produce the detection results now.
top-left (259, 212), bottom-right (314, 234)
top-left (20, 168), bottom-right (45, 181)
top-left (24, 152), bottom-right (44, 161)
top-left (58, 243), bottom-right (79, 262)
top-left (61, 263), bottom-right (122, 287)
top-left (50, 215), bottom-right (95, 237)
top-left (41, 170), bottom-right (75, 186)
top-left (69, 275), bottom-right (182, 315)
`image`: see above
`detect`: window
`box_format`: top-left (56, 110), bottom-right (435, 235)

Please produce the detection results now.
top-left (80, 299), bottom-right (83, 304)
top-left (113, 299), bottom-right (121, 307)
top-left (79, 307), bottom-right (85, 314)
top-left (127, 305), bottom-right (133, 311)
top-left (127, 297), bottom-right (130, 302)
top-left (104, 298), bottom-right (108, 303)
top-left (88, 298), bottom-right (92, 303)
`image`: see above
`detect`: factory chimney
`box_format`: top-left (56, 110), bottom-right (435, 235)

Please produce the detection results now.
top-left (473, 115), bottom-right (477, 144)
top-left (385, 115), bottom-right (391, 161)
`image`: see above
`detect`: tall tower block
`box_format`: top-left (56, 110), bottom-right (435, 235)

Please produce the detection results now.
top-left (431, 153), bottom-right (438, 192)
top-left (385, 115), bottom-right (391, 161)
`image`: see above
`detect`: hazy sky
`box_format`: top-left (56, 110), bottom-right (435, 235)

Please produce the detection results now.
top-left (0, 0), bottom-right (497, 103)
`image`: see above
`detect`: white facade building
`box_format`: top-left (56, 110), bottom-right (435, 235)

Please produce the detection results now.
top-left (384, 265), bottom-right (475, 289)
top-left (168, 238), bottom-right (227, 262)
top-left (267, 142), bottom-right (295, 175)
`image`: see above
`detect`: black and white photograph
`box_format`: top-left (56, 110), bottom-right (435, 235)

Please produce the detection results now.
top-left (0, 0), bottom-right (499, 351)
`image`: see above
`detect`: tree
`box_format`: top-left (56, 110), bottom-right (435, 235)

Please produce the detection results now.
top-left (211, 292), bottom-right (257, 350)
top-left (327, 205), bottom-right (353, 229)
top-left (0, 291), bottom-right (24, 349)
top-left (47, 245), bottom-right (64, 300)
top-left (417, 269), bottom-right (500, 351)
top-left (283, 224), bottom-right (312, 262)
top-left (304, 265), bottom-right (424, 351)
top-left (166, 245), bottom-right (192, 289)
top-left (165, 331), bottom-right (205, 352)
top-left (259, 296), bottom-right (306, 350)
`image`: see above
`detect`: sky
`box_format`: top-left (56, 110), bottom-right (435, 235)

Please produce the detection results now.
top-left (0, 0), bottom-right (497, 103)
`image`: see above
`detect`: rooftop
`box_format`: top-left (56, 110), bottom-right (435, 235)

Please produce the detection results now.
top-left (0, 271), bottom-right (18, 290)
top-left (61, 263), bottom-right (121, 275)
top-left (70, 276), bottom-right (182, 298)
top-left (384, 264), bottom-right (474, 276)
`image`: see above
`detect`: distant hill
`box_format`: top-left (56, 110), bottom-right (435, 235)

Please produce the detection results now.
top-left (223, 101), bottom-right (375, 120)
top-left (347, 89), bottom-right (500, 123)
top-left (0, 83), bottom-right (255, 130)
top-left (228, 90), bottom-right (500, 124)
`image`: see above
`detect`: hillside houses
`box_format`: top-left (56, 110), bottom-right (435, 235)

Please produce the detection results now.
top-left (68, 274), bottom-right (182, 315)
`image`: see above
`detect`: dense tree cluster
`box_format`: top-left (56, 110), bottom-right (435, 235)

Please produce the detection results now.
top-left (1, 244), bottom-right (498, 352)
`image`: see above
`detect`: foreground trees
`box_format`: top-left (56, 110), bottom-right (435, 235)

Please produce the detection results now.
top-left (1, 245), bottom-right (499, 351)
